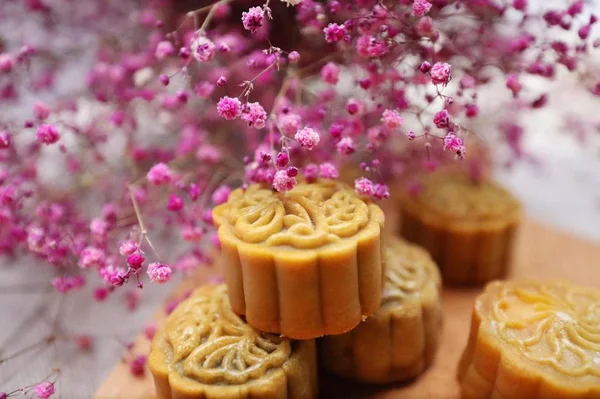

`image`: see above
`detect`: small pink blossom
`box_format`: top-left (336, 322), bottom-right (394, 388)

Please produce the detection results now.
top-left (195, 81), bottom-right (215, 97)
top-left (130, 355), bottom-right (147, 377)
top-left (295, 127), bottom-right (320, 150)
top-left (381, 109), bottom-right (404, 130)
top-left (119, 240), bottom-right (138, 256)
top-left (217, 96), bottom-right (242, 120)
top-left (155, 40), bottom-right (175, 59)
top-left (272, 169), bottom-right (296, 192)
top-left (212, 185), bottom-right (231, 205)
top-left (216, 76), bottom-right (227, 86)
top-left (276, 152), bottom-right (289, 167)
top-left (279, 113), bottom-right (302, 135)
top-left (506, 74), bottom-right (522, 97)
top-left (34, 381), bottom-right (55, 399)
top-left (144, 324), bottom-right (157, 340)
top-left (324, 23), bottom-right (346, 42)
top-left (242, 7), bottom-right (264, 34)
top-left (147, 162), bottom-right (173, 185)
top-left (433, 109), bottom-right (450, 128)
top-left (355, 177), bottom-right (374, 196)
top-left (0, 53), bottom-right (14, 73)
top-left (79, 246), bottom-right (106, 269)
top-left (147, 262), bottom-right (172, 284)
top-left (412, 0), bottom-right (432, 17)
top-left (36, 124), bottom-right (60, 144)
top-left (191, 35), bottom-right (216, 62)
top-left (321, 62), bottom-right (340, 85)
top-left (406, 130), bottom-right (416, 140)
top-left (430, 62), bottom-right (451, 85)
top-left (465, 104), bottom-right (479, 118)
top-left (127, 253), bottom-right (145, 270)
top-left (33, 102), bottom-right (50, 120)
top-left (241, 102), bottom-right (267, 129)
top-left (166, 194), bottom-right (184, 212)
top-left (337, 137), bottom-right (356, 155)
top-left (373, 183), bottom-right (390, 200)
top-left (319, 162), bottom-right (339, 179)
top-left (90, 218), bottom-right (108, 237)
top-left (182, 225), bottom-right (205, 242)
top-left (196, 144), bottom-right (223, 163)
top-left (303, 164), bottom-right (319, 182)
top-left (0, 131), bottom-right (11, 149)
top-left (443, 132), bottom-right (466, 158)
top-left (356, 35), bottom-right (388, 58)
top-left (288, 51), bottom-right (300, 63)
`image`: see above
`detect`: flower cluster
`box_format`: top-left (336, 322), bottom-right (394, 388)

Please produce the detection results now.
top-left (0, 0), bottom-right (597, 320)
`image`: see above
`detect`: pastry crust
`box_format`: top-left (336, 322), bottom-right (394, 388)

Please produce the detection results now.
top-left (213, 180), bottom-right (385, 339)
top-left (148, 284), bottom-right (318, 399)
top-left (458, 280), bottom-right (600, 399)
top-left (320, 237), bottom-right (442, 383)
top-left (399, 172), bottom-right (521, 285)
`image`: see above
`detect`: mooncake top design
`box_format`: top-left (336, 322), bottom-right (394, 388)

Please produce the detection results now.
top-left (213, 180), bottom-right (382, 250)
top-left (481, 280), bottom-right (600, 378)
top-left (407, 172), bottom-right (520, 221)
top-left (159, 284), bottom-right (292, 385)
top-left (381, 237), bottom-right (440, 307)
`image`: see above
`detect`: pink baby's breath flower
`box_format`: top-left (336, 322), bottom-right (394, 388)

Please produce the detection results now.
top-left (430, 62), bottom-right (451, 85)
top-left (279, 113), bottom-right (302, 135)
top-left (130, 355), bottom-right (147, 377)
top-left (182, 225), bottom-right (204, 242)
top-left (0, 53), bottom-right (14, 73)
top-left (295, 127), bottom-right (320, 150)
top-left (155, 40), bottom-right (175, 59)
top-left (465, 104), bottom-right (479, 118)
top-left (216, 76), bottom-right (227, 86)
top-left (241, 102), bottom-right (267, 129)
top-left (119, 240), bottom-right (137, 256)
top-left (79, 246), bottom-right (106, 269)
top-left (355, 177), bottom-right (374, 196)
top-left (433, 109), bottom-right (450, 128)
top-left (212, 185), bottom-right (231, 205)
top-left (319, 162), bottom-right (339, 179)
top-left (337, 136), bottom-right (356, 155)
top-left (506, 74), bottom-right (522, 97)
top-left (36, 123), bottom-right (60, 144)
top-left (144, 324), bottom-right (157, 340)
top-left (196, 144), bottom-right (223, 163)
top-left (346, 98), bottom-right (363, 115)
top-left (324, 23), bottom-right (346, 42)
top-left (272, 169), bottom-right (296, 192)
top-left (166, 194), bottom-right (184, 212)
top-left (303, 164), bottom-right (319, 182)
top-left (381, 109), bottom-right (404, 130)
top-left (412, 0), bottom-right (432, 17)
top-left (321, 62), bottom-right (340, 85)
top-left (191, 35), bottom-right (216, 62)
top-left (406, 130), bottom-right (416, 140)
top-left (242, 7), bottom-right (264, 34)
top-left (34, 381), bottom-right (55, 399)
top-left (217, 96), bottom-right (242, 120)
top-left (0, 131), bottom-right (10, 149)
top-left (90, 218), bottom-right (108, 237)
top-left (147, 162), bottom-right (173, 185)
top-left (443, 132), bottom-right (466, 158)
top-left (127, 252), bottom-right (145, 270)
top-left (147, 262), bottom-right (172, 284)
top-left (33, 102), bottom-right (50, 120)
top-left (373, 183), bottom-right (390, 200)
top-left (288, 51), bottom-right (300, 63)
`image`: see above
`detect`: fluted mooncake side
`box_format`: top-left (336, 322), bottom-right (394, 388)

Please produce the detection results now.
top-left (213, 180), bottom-right (385, 339)
top-left (399, 172), bottom-right (521, 285)
top-left (320, 237), bottom-right (442, 383)
top-left (148, 284), bottom-right (318, 399)
top-left (458, 280), bottom-right (600, 399)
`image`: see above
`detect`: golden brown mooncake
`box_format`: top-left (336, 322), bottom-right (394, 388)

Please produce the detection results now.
top-left (458, 280), bottom-right (600, 399)
top-left (212, 180), bottom-right (385, 340)
top-left (320, 237), bottom-right (442, 384)
top-left (399, 172), bottom-right (522, 285)
top-left (148, 284), bottom-right (318, 399)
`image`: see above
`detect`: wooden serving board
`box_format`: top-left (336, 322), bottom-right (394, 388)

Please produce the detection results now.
top-left (94, 220), bottom-right (600, 399)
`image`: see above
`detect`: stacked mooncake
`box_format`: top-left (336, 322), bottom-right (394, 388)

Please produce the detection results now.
top-left (148, 180), bottom-right (445, 398)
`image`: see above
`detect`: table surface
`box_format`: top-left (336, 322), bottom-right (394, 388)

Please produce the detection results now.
top-left (93, 220), bottom-right (600, 399)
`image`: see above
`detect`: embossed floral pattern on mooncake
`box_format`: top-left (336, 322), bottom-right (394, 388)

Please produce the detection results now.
top-left (149, 284), bottom-right (318, 399)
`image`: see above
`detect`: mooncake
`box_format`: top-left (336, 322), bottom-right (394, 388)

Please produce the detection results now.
top-left (458, 280), bottom-right (600, 399)
top-left (399, 172), bottom-right (521, 285)
top-left (212, 180), bottom-right (385, 339)
top-left (148, 284), bottom-right (318, 399)
top-left (320, 237), bottom-right (442, 383)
